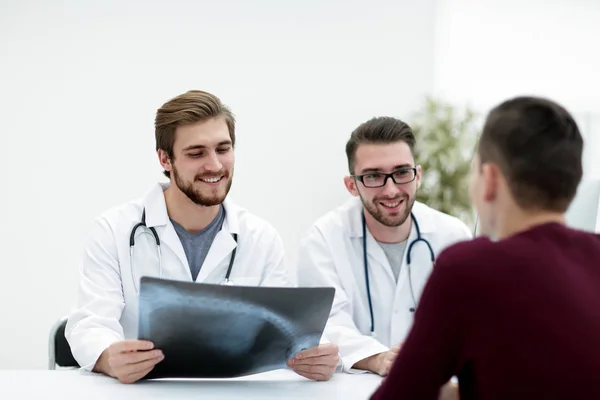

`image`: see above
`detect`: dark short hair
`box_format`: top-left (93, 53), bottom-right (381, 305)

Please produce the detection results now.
top-left (478, 96), bottom-right (583, 212)
top-left (345, 117), bottom-right (415, 174)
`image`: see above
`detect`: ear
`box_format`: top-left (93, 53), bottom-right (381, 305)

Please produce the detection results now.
top-left (158, 149), bottom-right (173, 174)
top-left (343, 176), bottom-right (360, 197)
top-left (481, 163), bottom-right (500, 203)
top-left (415, 165), bottom-right (423, 189)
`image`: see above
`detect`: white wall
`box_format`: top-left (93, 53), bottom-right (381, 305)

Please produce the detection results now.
top-left (0, 0), bottom-right (436, 369)
top-left (433, 0), bottom-right (600, 228)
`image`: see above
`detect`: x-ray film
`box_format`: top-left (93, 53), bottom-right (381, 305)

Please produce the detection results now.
top-left (137, 277), bottom-right (335, 379)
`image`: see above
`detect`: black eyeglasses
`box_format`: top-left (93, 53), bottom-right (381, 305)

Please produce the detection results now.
top-left (353, 167), bottom-right (417, 188)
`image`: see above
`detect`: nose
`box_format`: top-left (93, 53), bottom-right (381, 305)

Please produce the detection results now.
top-left (380, 176), bottom-right (401, 197)
top-left (204, 150), bottom-right (223, 172)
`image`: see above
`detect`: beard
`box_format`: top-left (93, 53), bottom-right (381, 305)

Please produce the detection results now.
top-left (361, 192), bottom-right (415, 227)
top-left (173, 166), bottom-right (233, 207)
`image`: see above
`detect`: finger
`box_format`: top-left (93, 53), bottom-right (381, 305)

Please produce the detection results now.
top-left (119, 365), bottom-right (155, 384)
top-left (116, 355), bottom-right (163, 378)
top-left (110, 349), bottom-right (163, 369)
top-left (112, 350), bottom-right (163, 371)
top-left (289, 354), bottom-right (339, 367)
top-left (114, 340), bottom-right (155, 353)
top-left (291, 364), bottom-right (333, 381)
top-left (295, 344), bottom-right (338, 359)
top-left (122, 350), bottom-right (164, 365)
top-left (293, 369), bottom-right (326, 381)
top-left (294, 370), bottom-right (331, 381)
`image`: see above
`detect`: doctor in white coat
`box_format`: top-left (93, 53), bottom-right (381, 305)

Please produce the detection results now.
top-left (297, 116), bottom-right (472, 376)
top-left (66, 90), bottom-right (339, 383)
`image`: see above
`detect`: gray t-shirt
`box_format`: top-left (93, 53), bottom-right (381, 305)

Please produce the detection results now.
top-left (378, 240), bottom-right (408, 282)
top-left (170, 205), bottom-right (226, 281)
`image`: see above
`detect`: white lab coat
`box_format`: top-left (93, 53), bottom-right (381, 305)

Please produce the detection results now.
top-left (296, 197), bottom-right (472, 372)
top-left (65, 183), bottom-right (293, 371)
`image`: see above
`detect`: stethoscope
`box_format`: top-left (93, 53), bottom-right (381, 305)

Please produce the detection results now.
top-left (129, 208), bottom-right (238, 293)
top-left (361, 211), bottom-right (435, 337)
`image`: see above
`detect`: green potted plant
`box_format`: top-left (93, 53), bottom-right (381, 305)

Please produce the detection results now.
top-left (410, 96), bottom-right (480, 231)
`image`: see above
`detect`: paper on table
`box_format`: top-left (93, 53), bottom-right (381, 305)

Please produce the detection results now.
top-left (137, 276), bottom-right (335, 379)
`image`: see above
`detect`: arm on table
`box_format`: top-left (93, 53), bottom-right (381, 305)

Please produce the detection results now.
top-left (65, 217), bottom-right (162, 382)
top-left (296, 226), bottom-right (391, 375)
top-left (369, 251), bottom-right (467, 400)
top-left (257, 225), bottom-right (340, 381)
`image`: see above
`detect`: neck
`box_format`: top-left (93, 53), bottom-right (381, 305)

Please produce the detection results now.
top-left (496, 208), bottom-right (565, 240)
top-left (164, 185), bottom-right (220, 234)
top-left (364, 210), bottom-right (412, 243)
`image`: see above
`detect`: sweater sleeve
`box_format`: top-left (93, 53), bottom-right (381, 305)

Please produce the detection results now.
top-left (370, 249), bottom-right (468, 400)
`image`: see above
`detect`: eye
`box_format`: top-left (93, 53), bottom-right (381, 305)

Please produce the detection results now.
top-left (217, 146), bottom-right (231, 154)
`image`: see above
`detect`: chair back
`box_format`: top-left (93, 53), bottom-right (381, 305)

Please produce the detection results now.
top-left (48, 316), bottom-right (79, 369)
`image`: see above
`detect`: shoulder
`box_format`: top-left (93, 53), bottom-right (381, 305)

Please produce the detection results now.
top-left (224, 198), bottom-right (282, 242)
top-left (437, 237), bottom-right (495, 266)
top-left (433, 237), bottom-right (505, 287)
top-left (307, 197), bottom-right (360, 236)
top-left (413, 201), bottom-right (472, 238)
top-left (79, 197), bottom-right (144, 256)
top-left (91, 198), bottom-right (143, 233)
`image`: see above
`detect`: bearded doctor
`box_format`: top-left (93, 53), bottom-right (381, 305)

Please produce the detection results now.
top-left (297, 116), bottom-right (472, 376)
top-left (65, 90), bottom-right (338, 383)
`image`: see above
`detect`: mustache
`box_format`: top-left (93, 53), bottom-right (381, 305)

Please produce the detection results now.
top-left (194, 171), bottom-right (229, 180)
top-left (374, 194), bottom-right (408, 202)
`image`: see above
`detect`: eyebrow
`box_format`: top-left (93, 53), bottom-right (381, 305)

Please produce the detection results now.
top-left (360, 164), bottom-right (413, 174)
top-left (182, 140), bottom-right (232, 152)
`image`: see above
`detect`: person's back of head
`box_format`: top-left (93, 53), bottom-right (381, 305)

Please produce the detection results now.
top-left (465, 97), bottom-right (600, 398)
top-left (469, 96), bottom-right (584, 239)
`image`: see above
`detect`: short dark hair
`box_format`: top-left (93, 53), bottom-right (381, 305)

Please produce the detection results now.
top-left (345, 117), bottom-right (415, 174)
top-left (478, 96), bottom-right (583, 212)
top-left (155, 90), bottom-right (236, 178)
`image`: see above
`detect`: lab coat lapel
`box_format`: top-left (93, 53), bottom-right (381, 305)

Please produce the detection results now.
top-left (347, 197), bottom-right (395, 283)
top-left (159, 223), bottom-right (193, 280)
top-left (195, 200), bottom-right (239, 282)
top-left (195, 229), bottom-right (237, 282)
top-left (400, 204), bottom-right (436, 300)
top-left (364, 221), bottom-right (396, 284)
top-left (143, 183), bottom-right (192, 281)
top-left (396, 217), bottom-right (418, 290)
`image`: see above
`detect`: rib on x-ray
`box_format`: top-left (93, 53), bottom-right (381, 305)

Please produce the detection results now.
top-left (137, 276), bottom-right (335, 379)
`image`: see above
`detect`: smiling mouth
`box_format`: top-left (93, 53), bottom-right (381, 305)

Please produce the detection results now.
top-left (199, 176), bottom-right (224, 184)
top-left (379, 198), bottom-right (404, 210)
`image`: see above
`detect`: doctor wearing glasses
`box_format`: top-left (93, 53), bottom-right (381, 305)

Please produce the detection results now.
top-left (66, 90), bottom-right (339, 384)
top-left (297, 117), bottom-right (471, 376)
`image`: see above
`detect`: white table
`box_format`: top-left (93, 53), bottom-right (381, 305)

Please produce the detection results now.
top-left (0, 368), bottom-right (383, 399)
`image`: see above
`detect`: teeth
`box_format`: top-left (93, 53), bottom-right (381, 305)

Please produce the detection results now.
top-left (382, 201), bottom-right (401, 207)
top-left (201, 177), bottom-right (221, 183)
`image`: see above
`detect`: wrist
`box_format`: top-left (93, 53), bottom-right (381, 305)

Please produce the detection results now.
top-left (93, 350), bottom-right (111, 376)
top-left (352, 352), bottom-right (384, 374)
top-left (368, 352), bottom-right (385, 374)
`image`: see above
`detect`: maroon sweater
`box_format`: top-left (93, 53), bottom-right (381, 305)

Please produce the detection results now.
top-left (370, 222), bottom-right (600, 400)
